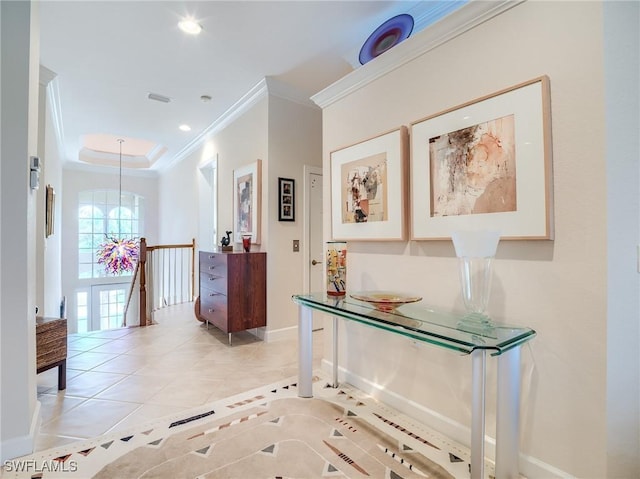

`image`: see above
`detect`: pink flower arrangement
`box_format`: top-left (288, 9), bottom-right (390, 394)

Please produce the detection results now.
top-left (97, 236), bottom-right (139, 275)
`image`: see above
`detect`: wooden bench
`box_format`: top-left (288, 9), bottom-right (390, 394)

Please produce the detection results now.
top-left (36, 316), bottom-right (67, 390)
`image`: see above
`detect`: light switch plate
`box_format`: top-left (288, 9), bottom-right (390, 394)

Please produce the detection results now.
top-left (293, 240), bottom-right (300, 252)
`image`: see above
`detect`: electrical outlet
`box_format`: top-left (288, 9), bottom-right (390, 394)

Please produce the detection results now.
top-left (293, 240), bottom-right (300, 252)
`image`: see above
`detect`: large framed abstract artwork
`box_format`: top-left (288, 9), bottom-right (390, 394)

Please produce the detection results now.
top-left (330, 126), bottom-right (408, 241)
top-left (410, 76), bottom-right (553, 240)
top-left (233, 159), bottom-right (261, 244)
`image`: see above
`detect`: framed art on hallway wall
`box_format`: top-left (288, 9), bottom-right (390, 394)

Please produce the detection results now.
top-left (410, 75), bottom-right (554, 240)
top-left (45, 184), bottom-right (55, 238)
top-left (233, 159), bottom-right (261, 245)
top-left (278, 177), bottom-right (295, 221)
top-left (330, 126), bottom-right (408, 241)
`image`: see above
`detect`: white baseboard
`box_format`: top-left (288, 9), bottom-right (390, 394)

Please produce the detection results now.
top-left (263, 325), bottom-right (297, 342)
top-left (321, 359), bottom-right (572, 479)
top-left (1, 400), bottom-right (41, 463)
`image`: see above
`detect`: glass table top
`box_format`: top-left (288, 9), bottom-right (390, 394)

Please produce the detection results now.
top-left (292, 292), bottom-right (536, 356)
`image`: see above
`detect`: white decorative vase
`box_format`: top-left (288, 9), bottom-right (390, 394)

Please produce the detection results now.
top-left (452, 230), bottom-right (501, 326)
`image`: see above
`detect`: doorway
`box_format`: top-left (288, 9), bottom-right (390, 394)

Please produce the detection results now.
top-left (90, 283), bottom-right (129, 330)
top-left (303, 165), bottom-right (323, 331)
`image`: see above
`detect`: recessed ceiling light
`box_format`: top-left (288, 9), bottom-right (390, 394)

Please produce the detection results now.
top-left (179, 124), bottom-right (191, 132)
top-left (178, 18), bottom-right (202, 35)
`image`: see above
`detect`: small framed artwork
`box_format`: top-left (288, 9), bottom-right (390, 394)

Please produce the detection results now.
top-left (45, 184), bottom-right (55, 238)
top-left (330, 126), bottom-right (408, 241)
top-left (278, 177), bottom-right (295, 221)
top-left (233, 159), bottom-right (262, 244)
top-left (410, 75), bottom-right (553, 240)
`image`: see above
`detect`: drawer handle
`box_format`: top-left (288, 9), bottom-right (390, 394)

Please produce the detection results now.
top-left (208, 265), bottom-right (215, 269)
top-left (209, 276), bottom-right (218, 281)
top-left (208, 255), bottom-right (216, 259)
top-left (208, 308), bottom-right (214, 313)
top-left (208, 292), bottom-right (221, 297)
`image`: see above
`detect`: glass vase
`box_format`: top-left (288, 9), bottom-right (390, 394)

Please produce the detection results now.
top-left (452, 230), bottom-right (500, 326)
top-left (457, 256), bottom-right (494, 324)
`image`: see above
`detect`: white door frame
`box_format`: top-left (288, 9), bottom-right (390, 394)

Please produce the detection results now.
top-left (302, 165), bottom-right (322, 295)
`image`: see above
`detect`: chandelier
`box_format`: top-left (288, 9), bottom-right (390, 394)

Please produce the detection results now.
top-left (96, 139), bottom-right (139, 275)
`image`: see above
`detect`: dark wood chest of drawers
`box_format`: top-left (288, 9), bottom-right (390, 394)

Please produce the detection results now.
top-left (199, 251), bottom-right (266, 340)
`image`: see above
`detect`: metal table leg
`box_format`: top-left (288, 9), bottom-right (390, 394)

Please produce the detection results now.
top-left (496, 346), bottom-right (521, 478)
top-left (471, 349), bottom-right (487, 479)
top-left (298, 305), bottom-right (313, 398)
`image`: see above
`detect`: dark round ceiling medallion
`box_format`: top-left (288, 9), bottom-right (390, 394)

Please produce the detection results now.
top-left (359, 14), bottom-right (414, 65)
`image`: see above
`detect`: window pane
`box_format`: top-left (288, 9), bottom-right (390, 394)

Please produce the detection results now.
top-left (78, 190), bottom-right (143, 280)
top-left (78, 218), bottom-right (92, 233)
top-left (78, 234), bottom-right (93, 248)
top-left (78, 264), bottom-right (92, 278)
top-left (107, 219), bottom-right (118, 235)
top-left (119, 221), bottom-right (132, 236)
top-left (93, 218), bottom-right (104, 233)
top-left (78, 205), bottom-right (94, 219)
top-left (78, 251), bottom-right (94, 263)
top-left (93, 235), bottom-right (105, 248)
top-left (76, 292), bottom-right (88, 308)
top-left (94, 264), bottom-right (107, 278)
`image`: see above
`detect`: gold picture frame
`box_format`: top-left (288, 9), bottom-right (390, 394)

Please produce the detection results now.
top-left (45, 184), bottom-right (55, 238)
top-left (329, 126), bottom-right (408, 241)
top-left (410, 76), bottom-right (554, 240)
top-left (233, 160), bottom-right (262, 244)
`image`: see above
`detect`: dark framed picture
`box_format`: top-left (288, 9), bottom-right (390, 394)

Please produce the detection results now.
top-left (278, 177), bottom-right (295, 221)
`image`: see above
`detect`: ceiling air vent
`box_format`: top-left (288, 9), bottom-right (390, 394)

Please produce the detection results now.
top-left (147, 92), bottom-right (171, 103)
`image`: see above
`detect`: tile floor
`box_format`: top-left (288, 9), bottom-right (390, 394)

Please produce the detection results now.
top-left (35, 302), bottom-right (323, 452)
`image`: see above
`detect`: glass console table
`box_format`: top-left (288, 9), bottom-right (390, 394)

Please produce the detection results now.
top-left (292, 293), bottom-right (536, 479)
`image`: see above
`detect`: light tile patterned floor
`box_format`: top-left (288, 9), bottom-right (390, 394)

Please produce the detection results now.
top-left (35, 302), bottom-right (323, 452)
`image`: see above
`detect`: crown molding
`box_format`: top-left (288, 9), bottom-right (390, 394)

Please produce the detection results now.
top-left (312, 0), bottom-right (524, 109)
top-left (162, 78), bottom-right (268, 172)
top-left (39, 65), bottom-right (57, 86)
top-left (163, 76), bottom-right (317, 172)
top-left (264, 76), bottom-right (318, 109)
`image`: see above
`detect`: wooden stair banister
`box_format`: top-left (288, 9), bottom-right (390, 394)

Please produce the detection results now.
top-left (139, 237), bottom-right (148, 326)
top-left (135, 237), bottom-right (195, 327)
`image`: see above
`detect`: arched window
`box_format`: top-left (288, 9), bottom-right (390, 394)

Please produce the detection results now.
top-left (78, 190), bottom-right (143, 279)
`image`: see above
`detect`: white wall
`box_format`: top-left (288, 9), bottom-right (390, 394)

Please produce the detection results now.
top-left (159, 96), bottom-right (268, 249)
top-left (266, 94), bottom-right (322, 335)
top-left (61, 167), bottom-right (159, 333)
top-left (159, 87), bottom-right (322, 338)
top-left (0, 0), bottom-right (40, 461)
top-left (318, 2), bottom-right (637, 477)
top-left (36, 72), bottom-right (63, 318)
top-left (603, 1), bottom-right (640, 477)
